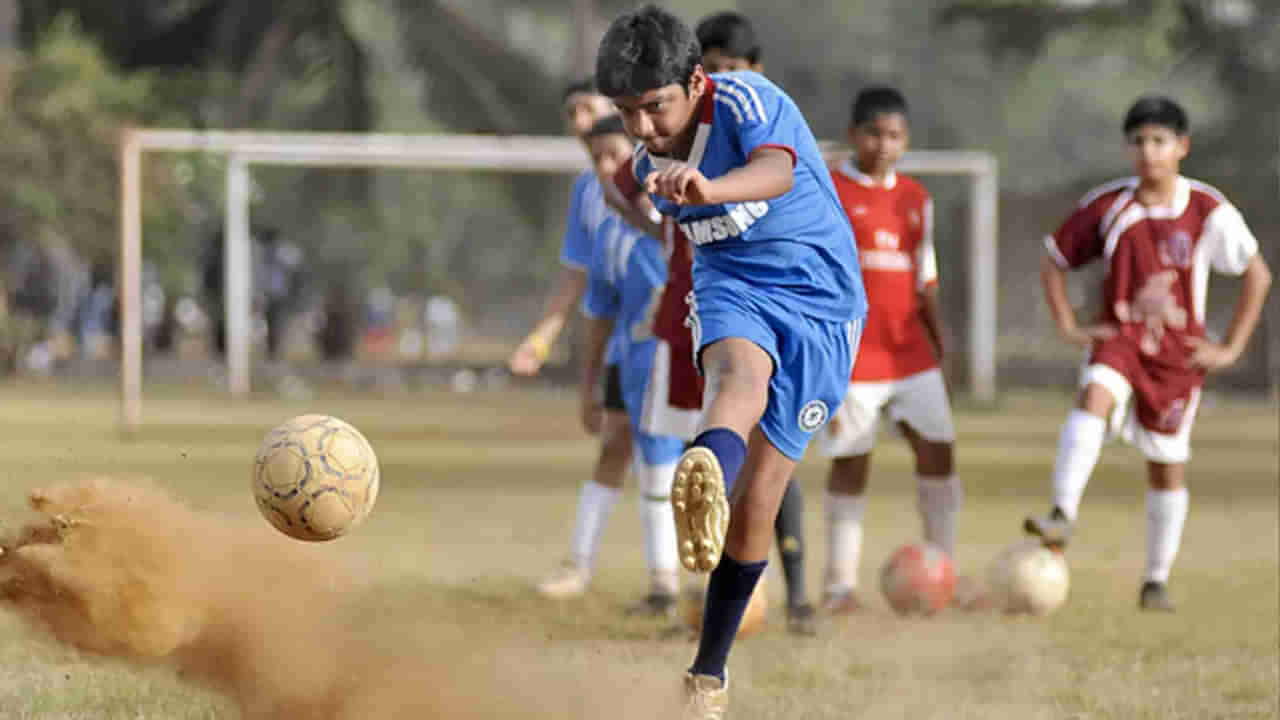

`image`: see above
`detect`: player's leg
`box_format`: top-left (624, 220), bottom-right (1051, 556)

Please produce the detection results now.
top-left (672, 337), bottom-right (771, 574)
top-left (1025, 365), bottom-right (1125, 547)
top-left (684, 312), bottom-right (852, 708)
top-left (819, 380), bottom-right (884, 613)
top-left (1134, 390), bottom-right (1197, 612)
top-left (773, 477), bottom-right (816, 635)
top-left (537, 372), bottom-right (633, 597)
top-left (688, 426), bottom-right (794, 683)
top-left (1139, 461), bottom-right (1187, 612)
top-left (823, 453), bottom-right (870, 613)
top-left (891, 369), bottom-right (960, 559)
top-left (626, 432), bottom-right (683, 617)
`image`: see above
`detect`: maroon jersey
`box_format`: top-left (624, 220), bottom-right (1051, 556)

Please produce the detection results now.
top-left (613, 158), bottom-right (704, 411)
top-left (1047, 176), bottom-right (1257, 432)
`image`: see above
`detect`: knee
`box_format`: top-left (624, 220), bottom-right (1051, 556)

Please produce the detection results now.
top-left (1077, 383), bottom-right (1115, 419)
top-left (914, 442), bottom-right (954, 477)
top-left (827, 457), bottom-right (868, 495)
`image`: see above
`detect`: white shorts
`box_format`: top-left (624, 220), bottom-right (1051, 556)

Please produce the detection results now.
top-left (1081, 363), bottom-right (1200, 464)
top-left (820, 368), bottom-right (956, 459)
top-left (638, 341), bottom-right (701, 441)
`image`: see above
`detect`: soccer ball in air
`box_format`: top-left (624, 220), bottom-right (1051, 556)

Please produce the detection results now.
top-left (252, 414), bottom-right (380, 541)
top-left (879, 542), bottom-right (956, 615)
top-left (987, 540), bottom-right (1070, 615)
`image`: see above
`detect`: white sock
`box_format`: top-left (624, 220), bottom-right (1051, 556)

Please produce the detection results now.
top-left (568, 480), bottom-right (622, 570)
top-left (1052, 409), bottom-right (1107, 520)
top-left (825, 491), bottom-right (866, 596)
top-left (636, 459), bottom-right (679, 593)
top-left (1144, 487), bottom-right (1188, 584)
top-left (917, 474), bottom-right (961, 558)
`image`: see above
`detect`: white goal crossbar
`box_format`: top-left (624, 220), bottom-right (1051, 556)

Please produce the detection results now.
top-left (119, 129), bottom-right (997, 431)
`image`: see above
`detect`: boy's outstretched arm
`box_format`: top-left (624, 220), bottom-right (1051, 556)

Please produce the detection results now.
top-left (645, 147), bottom-right (794, 206)
top-left (579, 314), bottom-right (616, 434)
top-left (1186, 254), bottom-right (1272, 371)
top-left (509, 268), bottom-right (586, 376)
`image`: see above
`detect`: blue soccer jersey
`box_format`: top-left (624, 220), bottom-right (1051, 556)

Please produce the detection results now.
top-left (630, 71), bottom-right (867, 325)
top-left (582, 216), bottom-right (690, 465)
top-left (558, 170), bottom-right (609, 270)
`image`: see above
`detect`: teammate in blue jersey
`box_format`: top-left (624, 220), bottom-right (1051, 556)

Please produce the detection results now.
top-left (597, 6), bottom-right (866, 715)
top-left (579, 118), bottom-right (704, 616)
top-left (509, 80), bottom-right (638, 601)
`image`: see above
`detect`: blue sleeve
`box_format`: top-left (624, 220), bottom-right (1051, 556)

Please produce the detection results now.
top-left (715, 73), bottom-right (798, 164)
top-left (580, 231), bottom-right (620, 320)
top-left (558, 172), bottom-right (595, 270)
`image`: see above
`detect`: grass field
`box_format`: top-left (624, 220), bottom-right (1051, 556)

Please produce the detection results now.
top-left (0, 381), bottom-right (1275, 719)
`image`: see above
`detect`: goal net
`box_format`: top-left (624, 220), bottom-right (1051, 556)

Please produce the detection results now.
top-left (117, 130), bottom-right (997, 431)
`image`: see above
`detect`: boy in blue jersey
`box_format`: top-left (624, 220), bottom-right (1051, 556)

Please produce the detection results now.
top-left (695, 9), bottom-right (817, 637)
top-left (580, 117), bottom-right (696, 616)
top-left (510, 80), bottom-right (637, 601)
top-left (596, 6), bottom-right (866, 715)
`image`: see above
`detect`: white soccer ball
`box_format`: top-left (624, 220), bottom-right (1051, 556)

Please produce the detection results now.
top-left (987, 539), bottom-right (1070, 615)
top-left (252, 414), bottom-right (380, 542)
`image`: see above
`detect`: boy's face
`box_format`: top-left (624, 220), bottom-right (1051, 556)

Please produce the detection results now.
top-left (587, 133), bottom-right (634, 181)
top-left (849, 111), bottom-right (909, 176)
top-left (609, 66), bottom-right (708, 156)
top-left (564, 91), bottom-right (616, 137)
top-left (1127, 123), bottom-right (1189, 184)
top-left (701, 48), bottom-right (761, 74)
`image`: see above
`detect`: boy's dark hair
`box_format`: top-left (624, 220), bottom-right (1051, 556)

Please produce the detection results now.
top-left (852, 86), bottom-right (909, 127)
top-left (595, 4), bottom-right (702, 98)
top-left (585, 114), bottom-right (627, 139)
top-left (562, 77), bottom-right (597, 101)
top-left (695, 11), bottom-right (761, 63)
top-left (1123, 96), bottom-right (1188, 135)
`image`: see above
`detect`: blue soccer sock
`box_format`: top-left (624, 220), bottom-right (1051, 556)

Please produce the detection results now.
top-left (691, 428), bottom-right (746, 496)
top-left (689, 553), bottom-right (767, 682)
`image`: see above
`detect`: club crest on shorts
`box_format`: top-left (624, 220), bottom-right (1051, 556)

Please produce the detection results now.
top-left (798, 400), bottom-right (829, 432)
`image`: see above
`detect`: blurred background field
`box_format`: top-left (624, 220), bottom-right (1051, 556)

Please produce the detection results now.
top-left (0, 383), bottom-right (1274, 719)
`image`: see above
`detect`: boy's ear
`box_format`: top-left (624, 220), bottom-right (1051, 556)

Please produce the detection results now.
top-left (750, 62), bottom-right (764, 73)
top-left (1176, 133), bottom-right (1191, 160)
top-left (688, 64), bottom-right (708, 99)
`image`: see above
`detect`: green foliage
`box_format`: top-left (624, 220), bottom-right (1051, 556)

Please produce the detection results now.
top-left (0, 16), bottom-right (196, 273)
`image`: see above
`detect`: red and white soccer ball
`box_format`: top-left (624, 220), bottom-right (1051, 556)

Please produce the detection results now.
top-left (879, 542), bottom-right (956, 615)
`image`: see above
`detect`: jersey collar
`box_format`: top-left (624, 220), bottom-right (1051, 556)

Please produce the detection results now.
top-left (838, 160), bottom-right (897, 189)
top-left (1130, 175), bottom-right (1191, 219)
top-left (649, 77), bottom-right (716, 173)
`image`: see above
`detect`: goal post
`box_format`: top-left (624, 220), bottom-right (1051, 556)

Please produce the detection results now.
top-left (118, 130), bottom-right (997, 432)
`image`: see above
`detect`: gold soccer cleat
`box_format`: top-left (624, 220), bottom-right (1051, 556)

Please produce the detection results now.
top-left (671, 447), bottom-right (729, 573)
top-left (682, 672), bottom-right (729, 720)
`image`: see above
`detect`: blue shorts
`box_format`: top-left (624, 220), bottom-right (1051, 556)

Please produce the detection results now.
top-left (633, 430), bottom-right (686, 466)
top-left (688, 280), bottom-right (862, 460)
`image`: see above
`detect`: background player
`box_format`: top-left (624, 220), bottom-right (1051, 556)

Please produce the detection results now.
top-left (578, 116), bottom-right (691, 616)
top-left (597, 6), bottom-right (865, 715)
top-left (1024, 96), bottom-right (1271, 611)
top-left (821, 87), bottom-right (961, 613)
top-left (512, 80), bottom-right (635, 599)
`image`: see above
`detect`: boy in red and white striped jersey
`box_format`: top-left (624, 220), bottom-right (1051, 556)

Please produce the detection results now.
top-left (1025, 96), bottom-right (1271, 611)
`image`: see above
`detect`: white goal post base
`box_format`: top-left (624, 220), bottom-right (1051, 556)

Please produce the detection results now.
top-left (119, 130), bottom-right (997, 431)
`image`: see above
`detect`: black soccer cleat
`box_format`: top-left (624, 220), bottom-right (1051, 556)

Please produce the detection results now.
top-left (1024, 505), bottom-right (1074, 550)
top-left (785, 603), bottom-right (819, 637)
top-left (624, 592), bottom-right (679, 619)
top-left (1138, 581), bottom-right (1176, 612)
